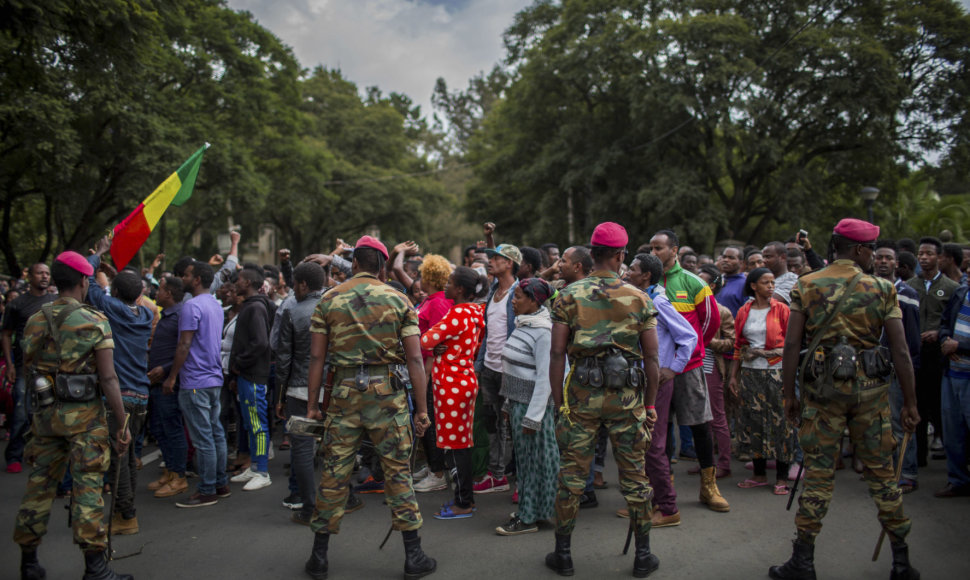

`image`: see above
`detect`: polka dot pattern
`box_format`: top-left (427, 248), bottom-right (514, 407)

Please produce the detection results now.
top-left (417, 302), bottom-right (485, 450)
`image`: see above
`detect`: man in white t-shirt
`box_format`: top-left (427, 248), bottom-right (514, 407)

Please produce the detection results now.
top-left (473, 243), bottom-right (522, 493)
top-left (763, 241), bottom-right (798, 304)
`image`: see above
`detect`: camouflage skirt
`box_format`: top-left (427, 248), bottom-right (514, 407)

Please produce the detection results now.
top-left (736, 367), bottom-right (797, 462)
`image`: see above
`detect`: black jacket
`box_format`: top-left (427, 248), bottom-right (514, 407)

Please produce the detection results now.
top-left (229, 294), bottom-right (276, 384)
top-left (275, 289), bottom-right (324, 401)
top-left (939, 284), bottom-right (970, 372)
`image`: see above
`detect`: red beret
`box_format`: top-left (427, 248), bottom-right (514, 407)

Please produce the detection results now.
top-left (55, 251), bottom-right (94, 277)
top-left (354, 235), bottom-right (389, 260)
top-left (833, 218), bottom-right (879, 243)
top-left (590, 222), bottom-right (629, 248)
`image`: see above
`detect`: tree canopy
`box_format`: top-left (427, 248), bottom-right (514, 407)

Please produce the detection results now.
top-left (0, 0), bottom-right (446, 275)
top-left (461, 0), bottom-right (970, 249)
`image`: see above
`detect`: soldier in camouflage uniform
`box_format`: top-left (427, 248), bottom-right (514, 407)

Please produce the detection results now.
top-left (302, 235), bottom-right (436, 580)
top-left (770, 219), bottom-right (921, 580)
top-left (13, 251), bottom-right (133, 580)
top-left (546, 222), bottom-right (661, 578)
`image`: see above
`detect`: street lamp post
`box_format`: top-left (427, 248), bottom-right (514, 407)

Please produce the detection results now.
top-left (859, 186), bottom-right (880, 224)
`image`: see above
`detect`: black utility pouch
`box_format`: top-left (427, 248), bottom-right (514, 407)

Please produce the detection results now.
top-left (827, 337), bottom-right (858, 381)
top-left (861, 346), bottom-right (893, 379)
top-left (54, 373), bottom-right (98, 403)
top-left (602, 349), bottom-right (629, 389)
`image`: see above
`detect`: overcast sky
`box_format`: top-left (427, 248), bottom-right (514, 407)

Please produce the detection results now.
top-left (227, 0), bottom-right (532, 117)
top-left (228, 0), bottom-right (970, 119)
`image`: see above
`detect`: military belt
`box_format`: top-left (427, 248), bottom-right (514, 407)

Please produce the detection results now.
top-left (333, 364), bottom-right (393, 392)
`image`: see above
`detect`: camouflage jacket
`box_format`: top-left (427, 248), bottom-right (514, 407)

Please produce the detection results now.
top-left (790, 259), bottom-right (901, 351)
top-left (22, 297), bottom-right (114, 376)
top-left (551, 269), bottom-right (658, 362)
top-left (310, 273), bottom-right (418, 367)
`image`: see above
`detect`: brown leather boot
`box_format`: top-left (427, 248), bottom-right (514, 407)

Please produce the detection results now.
top-left (699, 467), bottom-right (730, 512)
top-left (111, 513), bottom-right (139, 535)
top-left (154, 473), bottom-right (188, 498)
top-left (147, 469), bottom-right (171, 492)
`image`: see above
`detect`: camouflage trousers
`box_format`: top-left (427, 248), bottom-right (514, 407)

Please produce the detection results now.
top-left (13, 401), bottom-right (111, 551)
top-left (795, 388), bottom-right (911, 544)
top-left (310, 379), bottom-right (421, 534)
top-left (555, 379), bottom-right (653, 536)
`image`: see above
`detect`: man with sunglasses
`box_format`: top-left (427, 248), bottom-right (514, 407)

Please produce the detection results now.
top-left (770, 218), bottom-right (920, 580)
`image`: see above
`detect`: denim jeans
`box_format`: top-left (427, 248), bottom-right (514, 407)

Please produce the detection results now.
top-left (286, 396), bottom-right (318, 518)
top-left (236, 378), bottom-right (269, 472)
top-left (941, 374), bottom-right (970, 489)
top-left (149, 386), bottom-right (188, 475)
top-left (4, 371), bottom-right (29, 464)
top-left (179, 387), bottom-right (228, 495)
top-left (889, 377), bottom-right (919, 481)
top-left (106, 401), bottom-right (148, 518)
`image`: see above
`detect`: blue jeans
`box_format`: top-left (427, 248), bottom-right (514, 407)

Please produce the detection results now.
top-left (236, 377), bottom-right (269, 473)
top-left (179, 387), bottom-right (228, 495)
top-left (149, 386), bottom-right (188, 475)
top-left (4, 371), bottom-right (29, 464)
top-left (889, 377), bottom-right (919, 481)
top-left (941, 374), bottom-right (970, 489)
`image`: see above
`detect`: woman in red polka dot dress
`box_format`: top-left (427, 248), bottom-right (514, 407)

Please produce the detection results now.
top-left (420, 266), bottom-right (488, 519)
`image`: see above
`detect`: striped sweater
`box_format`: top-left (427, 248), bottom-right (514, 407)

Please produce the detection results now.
top-left (499, 307), bottom-right (553, 431)
top-left (662, 262), bottom-right (719, 374)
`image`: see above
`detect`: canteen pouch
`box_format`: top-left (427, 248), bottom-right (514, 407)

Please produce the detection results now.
top-left (827, 337), bottom-right (858, 381)
top-left (54, 373), bottom-right (98, 403)
top-left (861, 346), bottom-right (893, 379)
top-left (28, 374), bottom-right (56, 410)
top-left (602, 349), bottom-right (629, 389)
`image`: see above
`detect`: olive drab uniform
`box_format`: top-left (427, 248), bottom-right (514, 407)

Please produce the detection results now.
top-left (790, 259), bottom-right (911, 544)
top-left (13, 297), bottom-right (115, 551)
top-left (309, 272), bottom-right (422, 534)
top-left (551, 269), bottom-right (658, 537)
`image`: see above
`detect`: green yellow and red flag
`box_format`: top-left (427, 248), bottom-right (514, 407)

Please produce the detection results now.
top-left (110, 144), bottom-right (209, 270)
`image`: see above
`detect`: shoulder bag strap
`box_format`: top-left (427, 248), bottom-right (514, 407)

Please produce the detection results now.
top-left (798, 272), bottom-right (863, 382)
top-left (41, 302), bottom-right (83, 370)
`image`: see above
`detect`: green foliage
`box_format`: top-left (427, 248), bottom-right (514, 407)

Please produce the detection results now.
top-left (0, 0), bottom-right (447, 274)
top-left (461, 0), bottom-right (970, 251)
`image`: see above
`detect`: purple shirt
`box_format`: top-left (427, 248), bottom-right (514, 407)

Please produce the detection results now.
top-left (647, 286), bottom-right (698, 374)
top-left (178, 293), bottom-right (224, 388)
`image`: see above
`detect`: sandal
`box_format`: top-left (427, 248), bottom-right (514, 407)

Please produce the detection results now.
top-left (433, 503), bottom-right (474, 520)
top-left (774, 483), bottom-right (790, 495)
top-left (737, 479), bottom-right (769, 489)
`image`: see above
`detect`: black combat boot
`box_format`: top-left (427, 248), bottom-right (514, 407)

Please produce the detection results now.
top-left (890, 542), bottom-right (920, 580)
top-left (545, 533), bottom-right (575, 576)
top-left (402, 532), bottom-right (436, 579)
top-left (81, 550), bottom-right (133, 580)
top-left (768, 539), bottom-right (817, 580)
top-left (633, 533), bottom-right (660, 578)
top-left (304, 532), bottom-right (329, 580)
top-left (20, 548), bottom-right (46, 580)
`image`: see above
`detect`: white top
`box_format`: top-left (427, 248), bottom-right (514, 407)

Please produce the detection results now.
top-left (484, 290), bottom-right (510, 372)
top-left (773, 272), bottom-right (798, 304)
top-left (741, 307), bottom-right (773, 370)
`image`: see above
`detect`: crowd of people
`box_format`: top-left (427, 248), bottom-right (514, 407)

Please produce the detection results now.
top-left (2, 218), bottom-right (969, 580)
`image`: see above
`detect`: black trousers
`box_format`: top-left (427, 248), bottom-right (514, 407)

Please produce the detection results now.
top-left (915, 342), bottom-right (943, 466)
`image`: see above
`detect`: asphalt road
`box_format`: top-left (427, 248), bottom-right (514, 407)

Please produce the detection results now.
top-left (2, 442), bottom-right (968, 580)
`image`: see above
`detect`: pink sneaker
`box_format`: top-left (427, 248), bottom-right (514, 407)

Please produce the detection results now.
top-left (6, 461), bottom-right (22, 474)
top-left (512, 490), bottom-right (519, 504)
top-left (473, 473), bottom-right (511, 494)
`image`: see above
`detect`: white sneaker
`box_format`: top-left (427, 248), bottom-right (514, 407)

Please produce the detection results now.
top-left (412, 466), bottom-right (430, 482)
top-left (413, 472), bottom-right (448, 492)
top-left (243, 472), bottom-right (272, 491)
top-left (231, 467), bottom-right (258, 483)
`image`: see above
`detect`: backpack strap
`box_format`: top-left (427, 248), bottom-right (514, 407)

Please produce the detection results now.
top-left (797, 272), bottom-right (863, 383)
